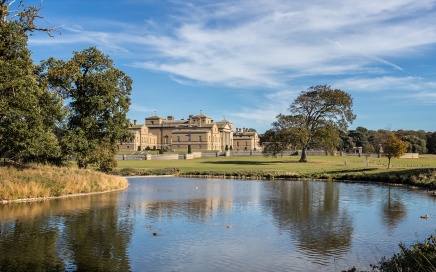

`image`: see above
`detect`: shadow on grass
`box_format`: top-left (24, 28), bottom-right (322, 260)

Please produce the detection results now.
top-left (325, 168), bottom-right (379, 174)
top-left (202, 160), bottom-right (296, 165)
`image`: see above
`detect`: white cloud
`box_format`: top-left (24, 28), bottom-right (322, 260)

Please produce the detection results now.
top-left (129, 0), bottom-right (436, 88)
top-left (29, 0), bottom-right (436, 90)
top-left (130, 104), bottom-right (154, 113)
top-left (333, 76), bottom-right (436, 93)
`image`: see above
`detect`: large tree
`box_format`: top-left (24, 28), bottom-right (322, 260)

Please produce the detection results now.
top-left (426, 132), bottom-right (436, 154)
top-left (42, 47), bottom-right (132, 170)
top-left (381, 132), bottom-right (408, 169)
top-left (0, 0), bottom-right (65, 164)
top-left (261, 85), bottom-right (355, 162)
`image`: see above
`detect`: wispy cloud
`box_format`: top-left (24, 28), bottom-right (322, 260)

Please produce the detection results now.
top-left (31, 0), bottom-right (436, 90)
top-left (131, 0), bottom-right (436, 88)
top-left (130, 104), bottom-right (154, 113)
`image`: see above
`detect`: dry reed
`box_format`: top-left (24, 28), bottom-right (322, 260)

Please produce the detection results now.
top-left (0, 165), bottom-right (128, 201)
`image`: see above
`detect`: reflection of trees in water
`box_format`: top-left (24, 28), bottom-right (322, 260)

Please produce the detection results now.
top-left (264, 181), bottom-right (353, 256)
top-left (0, 193), bottom-right (133, 272)
top-left (63, 196), bottom-right (133, 271)
top-left (0, 217), bottom-right (65, 271)
top-left (381, 187), bottom-right (406, 229)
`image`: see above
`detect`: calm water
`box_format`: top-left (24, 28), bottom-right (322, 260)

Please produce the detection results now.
top-left (1, 177), bottom-right (436, 272)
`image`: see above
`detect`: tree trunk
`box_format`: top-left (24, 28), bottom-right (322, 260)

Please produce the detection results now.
top-left (387, 157), bottom-right (391, 169)
top-left (299, 147), bottom-right (307, 162)
top-left (77, 159), bottom-right (87, 169)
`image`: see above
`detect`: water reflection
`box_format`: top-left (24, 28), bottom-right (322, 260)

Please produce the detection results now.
top-left (0, 217), bottom-right (64, 271)
top-left (1, 178), bottom-right (435, 272)
top-left (381, 187), bottom-right (407, 229)
top-left (0, 192), bottom-right (133, 272)
top-left (264, 181), bottom-right (353, 256)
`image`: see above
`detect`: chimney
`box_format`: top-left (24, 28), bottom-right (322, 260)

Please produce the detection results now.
top-left (134, 120), bottom-right (137, 125)
top-left (168, 116), bottom-right (174, 121)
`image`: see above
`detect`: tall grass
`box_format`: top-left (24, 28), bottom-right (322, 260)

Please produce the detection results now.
top-left (0, 164), bottom-right (128, 201)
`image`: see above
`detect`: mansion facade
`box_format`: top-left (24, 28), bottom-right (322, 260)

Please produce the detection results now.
top-left (118, 113), bottom-right (261, 152)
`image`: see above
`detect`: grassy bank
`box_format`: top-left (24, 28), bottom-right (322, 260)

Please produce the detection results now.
top-left (0, 164), bottom-right (128, 202)
top-left (113, 155), bottom-right (436, 188)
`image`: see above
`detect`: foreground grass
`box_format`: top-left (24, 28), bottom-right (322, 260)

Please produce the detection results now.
top-left (0, 164), bottom-right (128, 202)
top-left (344, 232), bottom-right (436, 272)
top-left (113, 154), bottom-right (436, 188)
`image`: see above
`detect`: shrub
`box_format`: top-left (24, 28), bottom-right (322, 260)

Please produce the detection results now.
top-left (372, 233), bottom-right (436, 271)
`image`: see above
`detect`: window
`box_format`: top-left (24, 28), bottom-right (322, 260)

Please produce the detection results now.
top-left (164, 136), bottom-right (169, 144)
top-left (188, 135), bottom-right (191, 142)
top-left (177, 136), bottom-right (180, 143)
top-left (199, 136), bottom-right (202, 142)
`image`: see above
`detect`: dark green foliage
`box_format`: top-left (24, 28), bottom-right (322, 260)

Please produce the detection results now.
top-left (427, 132), bottom-right (436, 154)
top-left (158, 149), bottom-right (164, 154)
top-left (339, 132), bottom-right (355, 153)
top-left (42, 47), bottom-right (132, 171)
top-left (225, 145), bottom-right (229, 151)
top-left (260, 128), bottom-right (290, 157)
top-left (372, 233), bottom-right (436, 272)
top-left (400, 135), bottom-right (427, 154)
top-left (0, 0), bottom-right (66, 165)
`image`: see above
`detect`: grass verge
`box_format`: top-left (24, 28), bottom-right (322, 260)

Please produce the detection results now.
top-left (0, 164), bottom-right (128, 202)
top-left (115, 155), bottom-right (436, 188)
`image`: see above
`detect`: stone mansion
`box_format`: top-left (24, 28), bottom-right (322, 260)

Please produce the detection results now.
top-left (118, 113), bottom-right (261, 152)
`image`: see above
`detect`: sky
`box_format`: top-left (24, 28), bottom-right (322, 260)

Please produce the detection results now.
top-left (23, 0), bottom-right (436, 133)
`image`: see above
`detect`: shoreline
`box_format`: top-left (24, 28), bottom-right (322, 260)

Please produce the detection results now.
top-left (3, 172), bottom-right (435, 204)
top-left (127, 173), bottom-right (434, 192)
top-left (1, 185), bottom-right (129, 205)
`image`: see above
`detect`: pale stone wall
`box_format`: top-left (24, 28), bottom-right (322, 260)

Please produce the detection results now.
top-left (400, 153), bottom-right (419, 158)
top-left (233, 128), bottom-right (262, 151)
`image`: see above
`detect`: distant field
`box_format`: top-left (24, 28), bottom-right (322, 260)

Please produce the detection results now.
top-left (116, 154), bottom-right (436, 175)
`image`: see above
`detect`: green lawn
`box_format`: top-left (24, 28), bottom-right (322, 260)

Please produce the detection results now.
top-left (117, 154), bottom-right (436, 173)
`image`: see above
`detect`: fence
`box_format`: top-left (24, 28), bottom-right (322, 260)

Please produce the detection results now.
top-left (116, 151), bottom-right (420, 161)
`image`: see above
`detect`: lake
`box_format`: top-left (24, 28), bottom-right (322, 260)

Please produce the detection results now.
top-left (1, 177), bottom-right (435, 271)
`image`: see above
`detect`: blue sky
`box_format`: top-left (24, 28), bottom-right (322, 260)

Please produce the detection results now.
top-left (25, 0), bottom-right (436, 133)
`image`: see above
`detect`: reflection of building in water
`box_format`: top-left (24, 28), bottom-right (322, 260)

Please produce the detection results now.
top-left (204, 181), bottom-right (234, 213)
top-left (137, 182), bottom-right (236, 221)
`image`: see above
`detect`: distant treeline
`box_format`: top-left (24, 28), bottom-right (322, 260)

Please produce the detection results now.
top-left (340, 127), bottom-right (435, 154)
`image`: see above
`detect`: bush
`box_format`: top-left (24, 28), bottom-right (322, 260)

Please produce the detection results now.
top-left (372, 233), bottom-right (436, 271)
